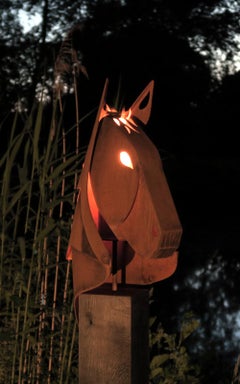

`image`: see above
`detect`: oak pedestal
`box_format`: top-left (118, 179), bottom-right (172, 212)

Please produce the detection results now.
top-left (78, 285), bottom-right (149, 384)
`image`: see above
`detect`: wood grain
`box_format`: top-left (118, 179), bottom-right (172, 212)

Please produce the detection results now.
top-left (79, 285), bottom-right (149, 384)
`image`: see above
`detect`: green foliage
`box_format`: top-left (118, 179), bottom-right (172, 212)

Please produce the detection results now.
top-left (149, 313), bottom-right (201, 384)
top-left (0, 92), bottom-right (83, 382)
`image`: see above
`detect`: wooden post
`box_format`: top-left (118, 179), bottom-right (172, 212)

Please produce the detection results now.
top-left (78, 284), bottom-right (149, 384)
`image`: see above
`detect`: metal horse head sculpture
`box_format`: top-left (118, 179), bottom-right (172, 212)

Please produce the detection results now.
top-left (67, 79), bottom-right (182, 308)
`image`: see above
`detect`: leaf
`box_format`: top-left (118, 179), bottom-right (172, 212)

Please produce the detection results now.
top-left (33, 102), bottom-right (43, 168)
top-left (150, 354), bottom-right (170, 369)
top-left (149, 366), bottom-right (164, 379)
top-left (4, 181), bottom-right (31, 215)
top-left (17, 165), bottom-right (28, 185)
top-left (44, 154), bottom-right (79, 183)
top-left (180, 318), bottom-right (200, 342)
top-left (17, 236), bottom-right (26, 261)
top-left (1, 132), bottom-right (25, 202)
top-left (34, 218), bottom-right (56, 242)
top-left (149, 316), bottom-right (157, 328)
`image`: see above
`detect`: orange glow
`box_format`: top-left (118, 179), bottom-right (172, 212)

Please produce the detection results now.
top-left (66, 245), bottom-right (72, 260)
top-left (119, 151), bottom-right (134, 169)
top-left (87, 174), bottom-right (99, 226)
top-left (113, 118), bottom-right (120, 126)
top-left (101, 104), bottom-right (138, 134)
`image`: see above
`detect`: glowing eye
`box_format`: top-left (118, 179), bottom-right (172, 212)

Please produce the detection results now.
top-left (119, 151), bottom-right (134, 169)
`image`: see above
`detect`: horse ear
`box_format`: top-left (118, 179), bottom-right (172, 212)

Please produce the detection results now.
top-left (130, 80), bottom-right (154, 125)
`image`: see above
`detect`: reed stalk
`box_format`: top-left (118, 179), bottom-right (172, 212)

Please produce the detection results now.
top-left (0, 88), bottom-right (81, 382)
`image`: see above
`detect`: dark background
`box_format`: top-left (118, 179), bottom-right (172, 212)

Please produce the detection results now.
top-left (1, 1), bottom-right (240, 382)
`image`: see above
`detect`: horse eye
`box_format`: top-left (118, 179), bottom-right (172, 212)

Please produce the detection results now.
top-left (119, 151), bottom-right (134, 169)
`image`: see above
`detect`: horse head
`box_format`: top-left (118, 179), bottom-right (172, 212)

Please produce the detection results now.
top-left (67, 79), bottom-right (182, 306)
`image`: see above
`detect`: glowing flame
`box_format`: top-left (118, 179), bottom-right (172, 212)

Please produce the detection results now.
top-left (120, 151), bottom-right (134, 169)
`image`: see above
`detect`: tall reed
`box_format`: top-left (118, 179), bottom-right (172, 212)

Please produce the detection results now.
top-left (0, 86), bottom-right (86, 382)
